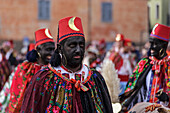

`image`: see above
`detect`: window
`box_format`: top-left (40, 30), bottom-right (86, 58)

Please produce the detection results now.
top-left (102, 2), bottom-right (112, 22)
top-left (156, 4), bottom-right (159, 19)
top-left (38, 0), bottom-right (50, 20)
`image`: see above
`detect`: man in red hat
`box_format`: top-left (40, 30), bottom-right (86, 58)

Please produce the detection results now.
top-left (108, 34), bottom-right (133, 95)
top-left (119, 23), bottom-right (170, 112)
top-left (2, 41), bottom-right (18, 70)
top-left (21, 16), bottom-right (113, 113)
top-left (7, 28), bottom-right (55, 113)
top-left (108, 34), bottom-right (124, 71)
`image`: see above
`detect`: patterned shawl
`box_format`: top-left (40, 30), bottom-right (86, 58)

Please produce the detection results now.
top-left (120, 56), bottom-right (170, 109)
top-left (8, 60), bottom-right (44, 113)
top-left (21, 65), bottom-right (113, 113)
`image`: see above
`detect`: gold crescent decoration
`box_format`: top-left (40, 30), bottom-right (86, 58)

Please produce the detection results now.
top-left (68, 17), bottom-right (80, 31)
top-left (45, 28), bottom-right (53, 39)
top-left (152, 24), bottom-right (158, 34)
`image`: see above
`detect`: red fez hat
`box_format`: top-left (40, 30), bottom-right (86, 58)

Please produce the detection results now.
top-left (124, 38), bottom-right (132, 46)
top-left (28, 43), bottom-right (35, 51)
top-left (58, 16), bottom-right (84, 43)
top-left (150, 23), bottom-right (170, 42)
top-left (115, 34), bottom-right (124, 42)
top-left (35, 28), bottom-right (54, 48)
top-left (9, 40), bottom-right (14, 49)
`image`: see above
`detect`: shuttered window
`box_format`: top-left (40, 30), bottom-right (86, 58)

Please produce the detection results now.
top-left (102, 2), bottom-right (112, 22)
top-left (38, 0), bottom-right (50, 20)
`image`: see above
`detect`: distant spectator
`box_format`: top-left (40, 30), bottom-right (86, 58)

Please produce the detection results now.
top-left (0, 48), bottom-right (12, 91)
top-left (2, 41), bottom-right (18, 69)
top-left (8, 28), bottom-right (55, 113)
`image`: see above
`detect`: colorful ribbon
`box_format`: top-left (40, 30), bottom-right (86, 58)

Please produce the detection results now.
top-left (71, 79), bottom-right (89, 92)
top-left (149, 56), bottom-right (165, 74)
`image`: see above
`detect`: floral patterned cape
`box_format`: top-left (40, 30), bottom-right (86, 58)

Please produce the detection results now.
top-left (8, 60), bottom-right (43, 113)
top-left (119, 56), bottom-right (170, 109)
top-left (20, 65), bottom-right (113, 113)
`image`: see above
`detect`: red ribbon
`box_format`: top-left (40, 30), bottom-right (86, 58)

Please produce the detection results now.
top-left (149, 56), bottom-right (164, 74)
top-left (71, 79), bottom-right (89, 92)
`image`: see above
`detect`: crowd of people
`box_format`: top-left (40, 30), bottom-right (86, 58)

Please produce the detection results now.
top-left (0, 16), bottom-right (170, 113)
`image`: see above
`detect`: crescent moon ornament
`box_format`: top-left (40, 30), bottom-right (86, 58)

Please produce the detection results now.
top-left (68, 17), bottom-right (80, 31)
top-left (45, 28), bottom-right (53, 39)
top-left (152, 24), bottom-right (158, 34)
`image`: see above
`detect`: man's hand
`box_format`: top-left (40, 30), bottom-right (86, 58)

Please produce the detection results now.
top-left (156, 89), bottom-right (169, 102)
top-left (145, 103), bottom-right (161, 112)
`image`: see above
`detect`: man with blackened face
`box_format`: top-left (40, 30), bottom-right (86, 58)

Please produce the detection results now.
top-left (21, 16), bottom-right (113, 113)
top-left (149, 37), bottom-right (168, 60)
top-left (119, 23), bottom-right (170, 112)
top-left (8, 28), bottom-right (55, 113)
top-left (36, 42), bottom-right (55, 65)
top-left (59, 36), bottom-right (85, 70)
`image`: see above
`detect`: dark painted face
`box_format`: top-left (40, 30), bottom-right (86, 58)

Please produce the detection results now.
top-left (38, 42), bottom-right (55, 65)
top-left (60, 36), bottom-right (85, 68)
top-left (149, 37), bottom-right (168, 59)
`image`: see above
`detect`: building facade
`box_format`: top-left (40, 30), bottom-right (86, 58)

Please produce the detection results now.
top-left (0, 0), bottom-right (148, 47)
top-left (148, 0), bottom-right (170, 30)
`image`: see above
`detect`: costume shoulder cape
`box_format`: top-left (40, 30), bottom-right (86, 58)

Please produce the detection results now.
top-left (125, 58), bottom-right (150, 92)
top-left (8, 60), bottom-right (43, 112)
top-left (119, 58), bottom-right (151, 104)
top-left (120, 56), bottom-right (170, 107)
top-left (21, 65), bottom-right (113, 113)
